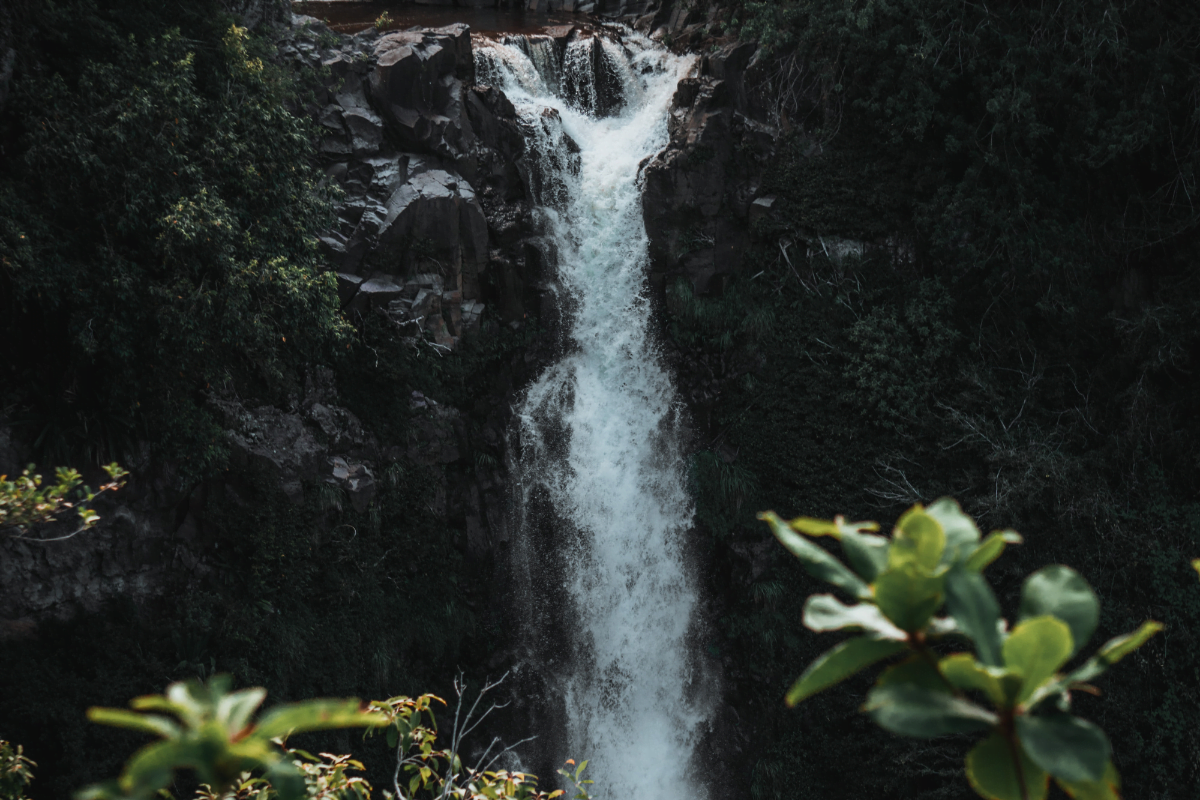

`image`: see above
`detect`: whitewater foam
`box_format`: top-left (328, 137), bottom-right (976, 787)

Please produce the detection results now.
top-left (478, 30), bottom-right (709, 800)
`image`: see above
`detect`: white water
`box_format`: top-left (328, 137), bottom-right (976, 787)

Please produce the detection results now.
top-left (476, 30), bottom-right (710, 800)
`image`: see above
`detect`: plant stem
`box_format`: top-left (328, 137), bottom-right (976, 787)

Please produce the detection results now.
top-left (909, 633), bottom-right (962, 696)
top-left (1000, 712), bottom-right (1029, 800)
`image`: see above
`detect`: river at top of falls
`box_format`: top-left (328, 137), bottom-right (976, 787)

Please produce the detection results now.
top-left (475, 28), bottom-right (711, 800)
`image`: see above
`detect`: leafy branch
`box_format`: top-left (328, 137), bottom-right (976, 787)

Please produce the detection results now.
top-left (78, 674), bottom-right (387, 800)
top-left (368, 673), bottom-right (589, 800)
top-left (760, 498), bottom-right (1161, 800)
top-left (1, 462), bottom-right (127, 541)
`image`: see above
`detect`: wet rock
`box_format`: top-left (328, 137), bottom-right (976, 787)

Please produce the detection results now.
top-left (327, 456), bottom-right (376, 513)
top-left (343, 107), bottom-right (385, 154)
top-left (563, 33), bottom-right (625, 117)
top-left (221, 0), bottom-right (288, 29)
top-left (336, 272), bottom-right (364, 305)
top-left (283, 16), bottom-right (545, 351)
top-left (641, 47), bottom-right (778, 292)
top-left (408, 413), bottom-right (463, 466)
top-left (369, 26), bottom-right (475, 160)
top-left (353, 275), bottom-right (406, 310)
top-left (748, 194), bottom-right (777, 228)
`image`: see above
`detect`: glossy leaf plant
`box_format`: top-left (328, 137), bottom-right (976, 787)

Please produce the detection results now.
top-left (759, 499), bottom-right (1162, 800)
top-left (77, 674), bottom-right (387, 800)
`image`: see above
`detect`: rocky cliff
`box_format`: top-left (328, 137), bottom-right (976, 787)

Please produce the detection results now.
top-left (0, 15), bottom-right (554, 632)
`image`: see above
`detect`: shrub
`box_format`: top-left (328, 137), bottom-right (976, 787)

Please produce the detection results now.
top-left (760, 498), bottom-right (1161, 800)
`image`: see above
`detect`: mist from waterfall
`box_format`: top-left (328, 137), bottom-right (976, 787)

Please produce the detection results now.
top-left (475, 29), bottom-right (711, 800)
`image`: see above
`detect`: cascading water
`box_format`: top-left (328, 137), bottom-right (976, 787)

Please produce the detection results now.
top-left (476, 29), bottom-right (711, 800)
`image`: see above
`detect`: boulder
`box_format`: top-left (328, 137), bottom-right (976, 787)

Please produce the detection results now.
top-left (283, 17), bottom-right (545, 350)
top-left (368, 25), bottom-right (476, 160)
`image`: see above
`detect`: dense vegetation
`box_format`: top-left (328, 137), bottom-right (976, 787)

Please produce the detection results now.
top-left (0, 0), bottom-right (347, 474)
top-left (670, 1), bottom-right (1200, 798)
top-left (0, 3), bottom-right (527, 796)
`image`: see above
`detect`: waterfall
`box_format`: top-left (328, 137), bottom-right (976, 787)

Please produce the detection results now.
top-left (476, 29), bottom-right (711, 800)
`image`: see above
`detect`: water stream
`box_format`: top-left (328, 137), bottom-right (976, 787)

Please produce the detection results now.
top-left (476, 28), bottom-right (711, 800)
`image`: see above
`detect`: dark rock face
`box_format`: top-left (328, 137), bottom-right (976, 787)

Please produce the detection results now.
top-left (282, 17), bottom-right (548, 348)
top-left (369, 26), bottom-right (476, 160)
top-left (642, 40), bottom-right (778, 294)
top-left (220, 0), bottom-right (289, 30)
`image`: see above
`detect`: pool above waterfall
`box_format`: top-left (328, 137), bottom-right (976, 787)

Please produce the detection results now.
top-left (292, 1), bottom-right (586, 35)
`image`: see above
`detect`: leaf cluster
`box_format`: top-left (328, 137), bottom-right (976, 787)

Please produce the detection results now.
top-left (79, 674), bottom-right (387, 800)
top-left (366, 692), bottom-right (588, 800)
top-left (0, 462), bottom-right (126, 537)
top-left (0, 740), bottom-right (36, 800)
top-left (761, 499), bottom-right (1162, 800)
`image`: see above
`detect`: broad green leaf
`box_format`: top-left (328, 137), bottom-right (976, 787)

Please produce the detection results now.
top-left (75, 780), bottom-right (125, 800)
top-left (1019, 566), bottom-right (1099, 656)
top-left (216, 687), bottom-right (267, 736)
top-left (263, 759), bottom-right (307, 800)
top-left (760, 511), bottom-right (871, 599)
top-left (163, 679), bottom-right (218, 727)
top-left (940, 653), bottom-right (1022, 707)
top-left (889, 506), bottom-right (946, 571)
top-left (785, 637), bottom-right (906, 706)
top-left (1094, 619), bottom-right (1162, 663)
top-left (945, 566), bottom-right (1004, 667)
top-left (1063, 620), bottom-right (1162, 685)
top-left (225, 736), bottom-right (280, 764)
top-left (1056, 761), bottom-right (1121, 800)
top-left (873, 564), bottom-right (944, 632)
top-left (121, 740), bottom-right (204, 793)
top-left (1003, 617), bottom-right (1074, 703)
top-left (965, 530), bottom-right (1023, 572)
top-left (1014, 714), bottom-right (1110, 783)
top-left (787, 515), bottom-right (881, 538)
top-left (128, 695), bottom-right (184, 715)
top-left (966, 731), bottom-right (1049, 800)
top-left (255, 699), bottom-right (387, 738)
top-left (927, 497), bottom-right (981, 565)
top-left (802, 594), bottom-right (906, 640)
top-left (841, 529), bottom-right (891, 582)
top-left (874, 657), bottom-right (948, 692)
top-left (787, 517), bottom-right (842, 536)
top-left (863, 683), bottom-right (997, 737)
top-left (86, 707), bottom-right (181, 738)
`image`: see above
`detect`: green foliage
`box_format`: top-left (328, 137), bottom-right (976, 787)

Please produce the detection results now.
top-left (0, 462), bottom-right (125, 537)
top-left (78, 675), bottom-right (386, 800)
top-left (842, 279), bottom-right (958, 430)
top-left (0, 1), bottom-right (349, 475)
top-left (0, 741), bottom-right (35, 800)
top-left (667, 2), bottom-right (1200, 795)
top-left (367, 691), bottom-right (588, 800)
top-left (0, 449), bottom-right (485, 797)
top-left (195, 751), bottom-right (373, 800)
top-left (762, 499), bottom-right (1160, 800)
top-left (75, 679), bottom-right (591, 800)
